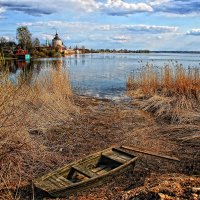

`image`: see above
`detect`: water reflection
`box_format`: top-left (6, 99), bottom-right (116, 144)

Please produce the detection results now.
top-left (2, 53), bottom-right (200, 100)
top-left (52, 59), bottom-right (63, 71)
top-left (1, 59), bottom-right (43, 85)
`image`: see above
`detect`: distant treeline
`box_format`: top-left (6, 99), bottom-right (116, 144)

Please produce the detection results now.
top-left (151, 51), bottom-right (200, 54)
top-left (90, 49), bottom-right (150, 53)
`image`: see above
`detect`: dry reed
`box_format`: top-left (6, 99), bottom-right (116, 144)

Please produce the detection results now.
top-left (127, 64), bottom-right (200, 123)
top-left (0, 58), bottom-right (77, 198)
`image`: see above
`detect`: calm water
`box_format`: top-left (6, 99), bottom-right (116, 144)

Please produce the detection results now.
top-left (6, 53), bottom-right (200, 100)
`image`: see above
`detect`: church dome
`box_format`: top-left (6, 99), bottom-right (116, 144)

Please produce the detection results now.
top-left (53, 32), bottom-right (61, 41)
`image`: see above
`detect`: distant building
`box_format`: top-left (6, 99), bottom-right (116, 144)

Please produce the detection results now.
top-left (52, 32), bottom-right (62, 50)
top-left (45, 39), bottom-right (50, 47)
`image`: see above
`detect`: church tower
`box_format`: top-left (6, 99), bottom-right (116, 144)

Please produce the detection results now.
top-left (52, 32), bottom-right (62, 50)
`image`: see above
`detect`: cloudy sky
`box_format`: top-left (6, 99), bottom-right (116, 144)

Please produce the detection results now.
top-left (0, 0), bottom-right (200, 50)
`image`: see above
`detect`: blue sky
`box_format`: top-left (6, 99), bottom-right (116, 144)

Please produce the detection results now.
top-left (0, 0), bottom-right (200, 50)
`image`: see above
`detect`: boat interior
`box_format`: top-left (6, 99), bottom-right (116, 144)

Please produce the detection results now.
top-left (63, 147), bottom-right (135, 183)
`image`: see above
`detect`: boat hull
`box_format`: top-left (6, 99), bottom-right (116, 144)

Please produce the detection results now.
top-left (33, 147), bottom-right (137, 197)
top-left (52, 158), bottom-right (136, 197)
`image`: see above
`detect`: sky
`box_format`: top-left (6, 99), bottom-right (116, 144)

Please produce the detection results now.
top-left (0, 0), bottom-right (200, 50)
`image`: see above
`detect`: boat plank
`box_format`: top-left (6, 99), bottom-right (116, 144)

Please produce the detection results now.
top-left (91, 165), bottom-right (107, 173)
top-left (73, 165), bottom-right (97, 178)
top-left (54, 176), bottom-right (72, 185)
top-left (102, 153), bottom-right (126, 164)
top-left (112, 148), bottom-right (135, 160)
top-left (43, 180), bottom-right (60, 190)
top-left (96, 167), bottom-right (111, 175)
top-left (107, 151), bottom-right (132, 161)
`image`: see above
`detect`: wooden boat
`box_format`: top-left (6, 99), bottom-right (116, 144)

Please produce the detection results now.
top-left (33, 146), bottom-right (138, 197)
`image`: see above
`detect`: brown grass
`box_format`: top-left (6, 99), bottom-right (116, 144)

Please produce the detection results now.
top-left (0, 59), bottom-right (77, 198)
top-left (127, 64), bottom-right (200, 123)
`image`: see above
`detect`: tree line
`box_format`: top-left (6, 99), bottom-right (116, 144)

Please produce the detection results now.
top-left (0, 26), bottom-right (150, 58)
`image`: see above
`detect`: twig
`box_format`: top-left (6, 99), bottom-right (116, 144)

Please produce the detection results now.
top-left (32, 182), bottom-right (35, 200)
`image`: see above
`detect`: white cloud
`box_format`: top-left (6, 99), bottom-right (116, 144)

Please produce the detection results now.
top-left (0, 35), bottom-right (9, 40)
top-left (0, 6), bottom-right (5, 14)
top-left (18, 21), bottom-right (92, 28)
top-left (103, 0), bottom-right (153, 15)
top-left (18, 20), bottom-right (178, 35)
top-left (1, 0), bottom-right (200, 17)
top-left (68, 0), bottom-right (102, 12)
top-left (150, 0), bottom-right (200, 16)
top-left (149, 0), bottom-right (169, 6)
top-left (186, 29), bottom-right (200, 36)
top-left (126, 24), bottom-right (178, 33)
top-left (41, 34), bottom-right (53, 41)
top-left (97, 24), bottom-right (178, 33)
top-left (0, 0), bottom-right (153, 16)
top-left (110, 35), bottom-right (131, 43)
top-left (0, 0), bottom-right (101, 15)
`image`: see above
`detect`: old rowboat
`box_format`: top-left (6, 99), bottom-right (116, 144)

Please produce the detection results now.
top-left (33, 146), bottom-right (138, 197)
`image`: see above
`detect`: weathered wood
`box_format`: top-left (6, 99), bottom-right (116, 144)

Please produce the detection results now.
top-left (72, 165), bottom-right (97, 178)
top-left (91, 165), bottom-right (107, 173)
top-left (96, 167), bottom-right (111, 175)
top-left (47, 178), bottom-right (65, 188)
top-left (102, 153), bottom-right (127, 164)
top-left (55, 176), bottom-right (72, 185)
top-left (121, 146), bottom-right (180, 161)
top-left (33, 146), bottom-right (138, 197)
top-left (112, 147), bottom-right (136, 159)
top-left (112, 151), bottom-right (133, 161)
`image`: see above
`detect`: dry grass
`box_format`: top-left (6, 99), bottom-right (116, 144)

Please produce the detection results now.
top-left (123, 173), bottom-right (200, 200)
top-left (0, 51), bottom-right (5, 67)
top-left (127, 64), bottom-right (200, 123)
top-left (26, 67), bottom-right (77, 131)
top-left (0, 59), bottom-right (77, 198)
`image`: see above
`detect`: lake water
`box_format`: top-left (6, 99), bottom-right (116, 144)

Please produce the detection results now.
top-left (6, 53), bottom-right (200, 100)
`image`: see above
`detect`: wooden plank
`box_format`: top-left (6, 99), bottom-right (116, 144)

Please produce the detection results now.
top-left (73, 166), bottom-right (97, 178)
top-left (96, 167), bottom-right (111, 175)
top-left (46, 178), bottom-right (64, 188)
top-left (112, 147), bottom-right (135, 159)
top-left (102, 153), bottom-right (126, 164)
top-left (55, 176), bottom-right (72, 185)
top-left (112, 151), bottom-right (133, 161)
top-left (91, 165), bottom-right (107, 173)
top-left (121, 146), bottom-right (180, 162)
top-left (44, 176), bottom-right (71, 190)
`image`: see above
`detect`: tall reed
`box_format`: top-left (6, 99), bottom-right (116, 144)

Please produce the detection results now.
top-left (0, 59), bottom-right (77, 198)
top-left (127, 64), bottom-right (200, 122)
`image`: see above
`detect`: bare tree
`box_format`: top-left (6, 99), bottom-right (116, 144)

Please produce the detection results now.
top-left (16, 26), bottom-right (32, 50)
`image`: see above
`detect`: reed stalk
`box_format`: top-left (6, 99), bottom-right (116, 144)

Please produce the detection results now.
top-left (127, 64), bottom-right (200, 122)
top-left (0, 63), bottom-right (77, 198)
